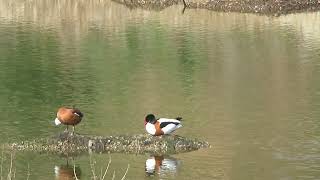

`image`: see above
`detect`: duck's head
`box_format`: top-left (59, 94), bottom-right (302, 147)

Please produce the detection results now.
top-left (145, 114), bottom-right (157, 124)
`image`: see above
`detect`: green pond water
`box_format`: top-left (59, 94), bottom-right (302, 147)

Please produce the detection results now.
top-left (0, 0), bottom-right (320, 179)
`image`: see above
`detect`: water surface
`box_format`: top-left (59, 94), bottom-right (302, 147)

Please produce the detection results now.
top-left (0, 0), bottom-right (320, 179)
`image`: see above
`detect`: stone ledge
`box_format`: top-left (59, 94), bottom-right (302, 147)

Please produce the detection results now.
top-left (7, 132), bottom-right (210, 156)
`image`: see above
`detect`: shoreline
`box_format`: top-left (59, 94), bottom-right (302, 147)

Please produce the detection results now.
top-left (112, 0), bottom-right (320, 16)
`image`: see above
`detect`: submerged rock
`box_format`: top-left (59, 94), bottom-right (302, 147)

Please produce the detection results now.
top-left (8, 132), bottom-right (210, 155)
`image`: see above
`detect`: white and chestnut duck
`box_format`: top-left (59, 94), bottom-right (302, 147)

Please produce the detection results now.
top-left (144, 114), bottom-right (182, 136)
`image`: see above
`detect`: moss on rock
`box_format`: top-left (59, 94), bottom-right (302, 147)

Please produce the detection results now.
top-left (7, 132), bottom-right (210, 155)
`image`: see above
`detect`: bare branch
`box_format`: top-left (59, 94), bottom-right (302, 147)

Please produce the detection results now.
top-left (26, 163), bottom-right (31, 180)
top-left (101, 156), bottom-right (112, 180)
top-left (120, 164), bottom-right (130, 180)
top-left (73, 162), bottom-right (79, 180)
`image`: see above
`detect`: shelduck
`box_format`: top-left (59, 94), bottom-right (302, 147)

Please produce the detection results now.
top-left (54, 107), bottom-right (84, 133)
top-left (144, 114), bottom-right (182, 136)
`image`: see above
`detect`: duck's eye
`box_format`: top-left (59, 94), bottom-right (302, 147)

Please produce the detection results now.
top-left (74, 112), bottom-right (80, 116)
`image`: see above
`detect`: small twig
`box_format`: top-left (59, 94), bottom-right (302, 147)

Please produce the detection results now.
top-left (0, 145), bottom-right (4, 180)
top-left (111, 170), bottom-right (115, 180)
top-left (182, 0), bottom-right (187, 7)
top-left (101, 156), bottom-right (112, 180)
top-left (73, 162), bottom-right (79, 180)
top-left (181, 0), bottom-right (187, 14)
top-left (90, 156), bottom-right (97, 180)
top-left (26, 163), bottom-right (30, 180)
top-left (182, 6), bottom-right (187, 14)
top-left (7, 153), bottom-right (14, 180)
top-left (13, 167), bottom-right (16, 179)
top-left (120, 164), bottom-right (130, 180)
top-left (99, 167), bottom-right (103, 180)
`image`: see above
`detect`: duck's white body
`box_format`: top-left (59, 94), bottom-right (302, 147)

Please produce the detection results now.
top-left (145, 118), bottom-right (182, 136)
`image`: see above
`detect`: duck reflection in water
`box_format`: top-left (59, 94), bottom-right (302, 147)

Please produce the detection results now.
top-left (145, 155), bottom-right (179, 176)
top-left (54, 159), bottom-right (81, 180)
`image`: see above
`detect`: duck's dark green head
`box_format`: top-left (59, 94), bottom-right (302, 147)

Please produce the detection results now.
top-left (145, 114), bottom-right (157, 124)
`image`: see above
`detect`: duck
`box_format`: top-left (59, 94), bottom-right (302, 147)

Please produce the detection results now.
top-left (144, 114), bottom-right (182, 136)
top-left (54, 107), bottom-right (84, 134)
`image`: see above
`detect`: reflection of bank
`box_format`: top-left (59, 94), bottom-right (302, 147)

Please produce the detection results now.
top-left (54, 161), bottom-right (81, 180)
top-left (145, 155), bottom-right (180, 176)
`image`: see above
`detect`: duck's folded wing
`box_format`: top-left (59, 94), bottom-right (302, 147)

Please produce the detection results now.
top-left (159, 121), bottom-right (180, 129)
top-left (158, 118), bottom-right (181, 123)
top-left (161, 123), bottom-right (182, 134)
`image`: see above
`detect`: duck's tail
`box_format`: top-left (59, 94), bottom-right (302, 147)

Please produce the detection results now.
top-left (175, 117), bottom-right (183, 121)
top-left (54, 118), bottom-right (61, 125)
